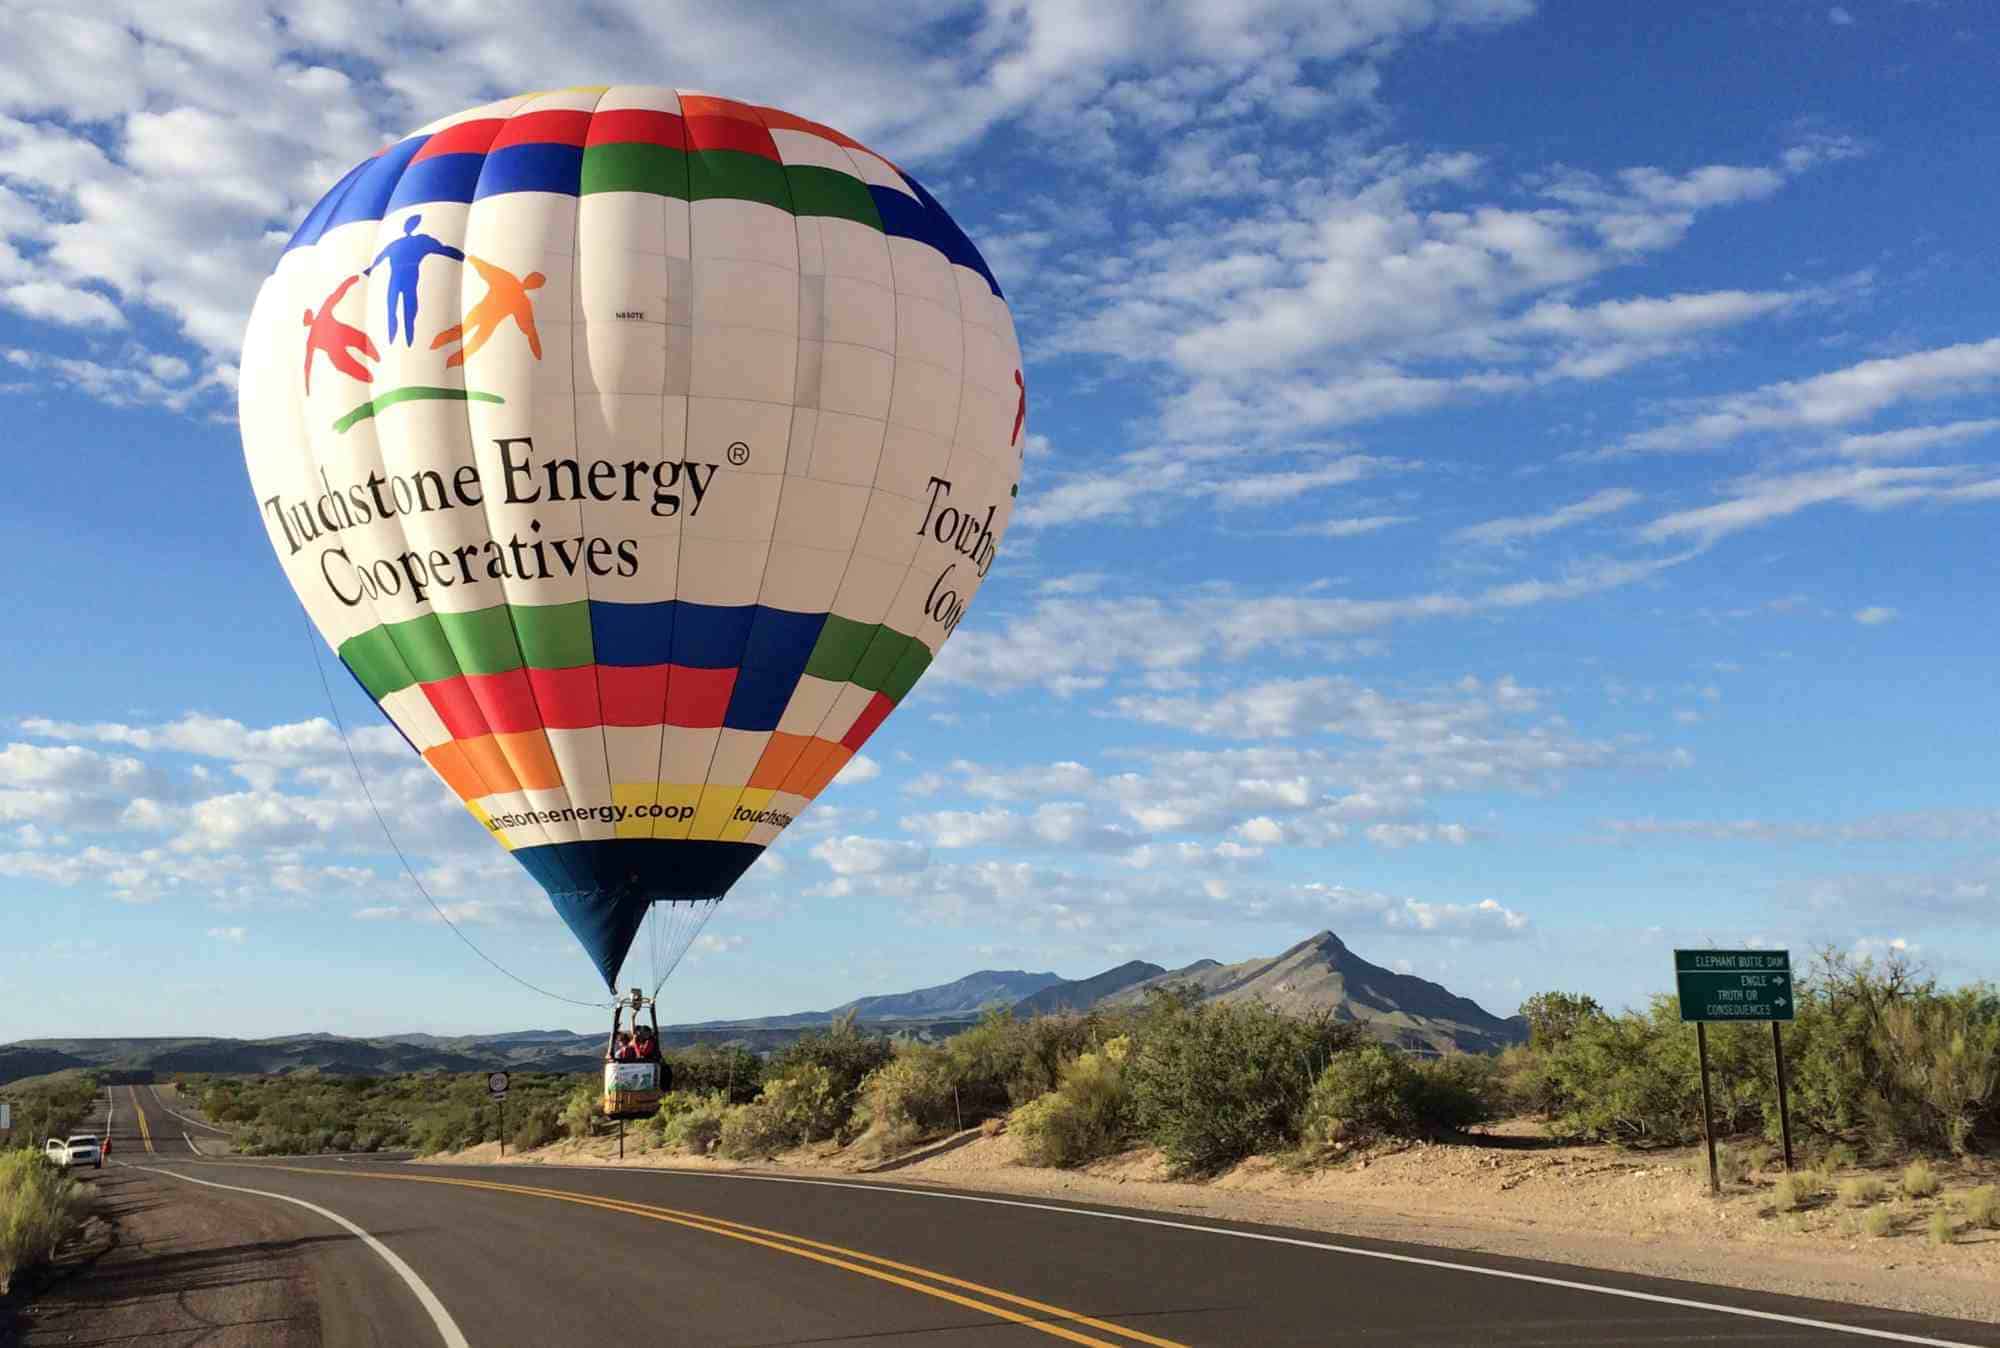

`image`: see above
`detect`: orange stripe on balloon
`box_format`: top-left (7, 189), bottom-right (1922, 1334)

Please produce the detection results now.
top-left (423, 742), bottom-right (487, 801)
top-left (779, 738), bottom-right (837, 796)
top-left (749, 731), bottom-right (813, 791)
top-left (493, 729), bottom-right (563, 792)
top-left (802, 745), bottom-right (855, 798)
top-left (457, 734), bottom-right (522, 796)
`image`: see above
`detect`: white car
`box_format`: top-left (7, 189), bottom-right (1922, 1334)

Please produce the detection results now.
top-left (45, 1135), bottom-right (102, 1170)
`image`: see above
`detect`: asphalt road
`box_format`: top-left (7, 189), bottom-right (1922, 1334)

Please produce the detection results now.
top-left (85, 1087), bottom-right (2000, 1347)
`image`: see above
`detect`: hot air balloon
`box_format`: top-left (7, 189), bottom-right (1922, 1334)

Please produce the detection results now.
top-left (240, 87), bottom-right (1024, 1020)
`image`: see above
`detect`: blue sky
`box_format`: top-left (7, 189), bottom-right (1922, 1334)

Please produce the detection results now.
top-left (2, 1), bottom-right (1996, 1038)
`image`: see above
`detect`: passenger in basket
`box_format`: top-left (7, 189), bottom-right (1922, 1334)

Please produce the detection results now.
top-left (631, 1025), bottom-right (662, 1063)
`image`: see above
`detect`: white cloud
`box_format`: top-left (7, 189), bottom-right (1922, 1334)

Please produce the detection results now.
top-left (809, 835), bottom-right (930, 877)
top-left (1637, 464), bottom-right (2000, 545)
top-left (1610, 338), bottom-right (2000, 456)
top-left (831, 754), bottom-right (881, 786)
top-left (1452, 488), bottom-right (1640, 546)
top-left (1853, 606), bottom-right (1897, 625)
top-left (1828, 7), bottom-right (1854, 25)
top-left (1290, 515), bottom-right (1411, 538)
top-left (207, 926), bottom-right (246, 944)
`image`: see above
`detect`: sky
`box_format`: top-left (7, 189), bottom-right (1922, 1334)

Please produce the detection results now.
top-left (1, 0), bottom-right (1996, 1039)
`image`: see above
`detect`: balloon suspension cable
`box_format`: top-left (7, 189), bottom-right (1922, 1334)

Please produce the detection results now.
top-left (299, 606), bottom-right (611, 1009)
top-left (646, 897), bottom-right (721, 1001)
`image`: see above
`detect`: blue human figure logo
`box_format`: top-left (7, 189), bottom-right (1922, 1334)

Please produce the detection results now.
top-left (363, 215), bottom-right (465, 346)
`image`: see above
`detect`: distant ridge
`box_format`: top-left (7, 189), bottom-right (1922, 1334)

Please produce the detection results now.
top-left (1011, 960), bottom-right (1167, 1015)
top-left (1, 931), bottom-right (1524, 1082)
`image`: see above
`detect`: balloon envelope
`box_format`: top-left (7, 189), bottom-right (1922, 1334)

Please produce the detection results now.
top-left (240, 87), bottom-right (1023, 988)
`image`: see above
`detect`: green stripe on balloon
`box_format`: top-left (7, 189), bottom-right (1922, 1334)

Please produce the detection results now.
top-left (688, 148), bottom-right (791, 211)
top-left (802, 613), bottom-right (877, 682)
top-left (332, 386), bottom-right (504, 434)
top-left (579, 142), bottom-right (688, 198)
top-left (849, 627), bottom-right (915, 695)
top-left (880, 641), bottom-right (933, 705)
top-left (512, 600), bottom-right (594, 668)
top-left (782, 166), bottom-right (884, 230)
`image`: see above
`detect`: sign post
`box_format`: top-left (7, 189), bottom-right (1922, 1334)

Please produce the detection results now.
top-left (488, 1072), bottom-right (510, 1158)
top-left (1675, 949), bottom-right (1796, 1189)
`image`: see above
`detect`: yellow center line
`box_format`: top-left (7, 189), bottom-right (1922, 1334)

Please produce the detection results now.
top-left (228, 1162), bottom-right (1186, 1347)
top-left (130, 1086), bottom-right (154, 1154)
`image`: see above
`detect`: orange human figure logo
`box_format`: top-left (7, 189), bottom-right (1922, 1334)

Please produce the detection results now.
top-left (431, 255), bottom-right (545, 367)
top-left (302, 274), bottom-right (378, 393)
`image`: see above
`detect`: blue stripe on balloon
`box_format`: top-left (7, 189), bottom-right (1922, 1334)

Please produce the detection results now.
top-left (871, 174), bottom-right (1002, 299)
top-left (589, 600), bottom-right (676, 667)
top-left (671, 602), bottom-right (756, 670)
top-left (473, 143), bottom-right (584, 200)
top-left (724, 608), bottom-right (828, 731)
top-left (387, 153), bottom-right (486, 210)
top-left (323, 137), bottom-right (432, 237)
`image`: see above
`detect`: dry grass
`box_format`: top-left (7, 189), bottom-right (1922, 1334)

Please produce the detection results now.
top-left (0, 1149), bottom-right (85, 1293)
top-left (1902, 1159), bottom-right (1941, 1198)
top-left (1928, 1210), bottom-right (1957, 1246)
top-left (1862, 1206), bottom-right (1895, 1238)
top-left (1955, 1185), bottom-right (1997, 1230)
top-left (1773, 1169), bottom-right (1827, 1212)
top-left (1838, 1176), bottom-right (1886, 1207)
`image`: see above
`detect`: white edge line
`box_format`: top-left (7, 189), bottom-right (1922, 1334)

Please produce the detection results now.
top-left (184, 1131), bottom-right (198, 1154)
top-left (492, 1163), bottom-right (1983, 1348)
top-left (134, 1164), bottom-right (469, 1348)
top-left (150, 1087), bottom-right (231, 1136)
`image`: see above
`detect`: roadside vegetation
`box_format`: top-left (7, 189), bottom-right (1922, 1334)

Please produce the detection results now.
top-left (181, 1070), bottom-right (584, 1155)
top-left (0, 1072), bottom-right (99, 1293)
top-left (0, 1070), bottom-right (102, 1150)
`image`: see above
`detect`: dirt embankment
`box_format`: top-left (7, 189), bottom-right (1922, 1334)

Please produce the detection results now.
top-left (428, 1119), bottom-right (2000, 1326)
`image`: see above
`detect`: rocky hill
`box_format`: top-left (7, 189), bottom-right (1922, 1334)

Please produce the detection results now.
top-left (1100, 931), bottom-right (1526, 1054)
top-left (1010, 960), bottom-right (1166, 1015)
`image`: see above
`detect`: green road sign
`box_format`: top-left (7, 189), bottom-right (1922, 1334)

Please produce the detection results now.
top-left (1675, 949), bottom-right (1794, 1022)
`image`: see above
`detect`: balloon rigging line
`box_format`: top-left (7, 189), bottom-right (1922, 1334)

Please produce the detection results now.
top-left (299, 605), bottom-right (611, 1009)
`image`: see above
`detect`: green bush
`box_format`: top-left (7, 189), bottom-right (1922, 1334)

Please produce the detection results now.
top-left (655, 1092), bottom-right (728, 1155)
top-left (510, 1105), bottom-right (562, 1152)
top-left (664, 1046), bottom-right (765, 1106)
top-left (718, 1100), bottom-right (793, 1159)
top-left (561, 1081), bottom-right (599, 1141)
top-left (1410, 1054), bottom-right (1502, 1131)
top-left (854, 1049), bottom-right (962, 1155)
top-left (0, 1149), bottom-right (86, 1293)
top-left (764, 1011), bottom-right (894, 1141)
top-left (1301, 1044), bottom-right (1415, 1147)
top-left (0, 1072), bottom-right (102, 1150)
top-left (1125, 988), bottom-right (1367, 1176)
top-left (1011, 1040), bottom-right (1133, 1169)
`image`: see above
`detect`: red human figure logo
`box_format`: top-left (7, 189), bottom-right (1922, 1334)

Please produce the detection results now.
top-left (1012, 368), bottom-right (1027, 447)
top-left (431, 255), bottom-right (545, 368)
top-left (302, 274), bottom-right (378, 394)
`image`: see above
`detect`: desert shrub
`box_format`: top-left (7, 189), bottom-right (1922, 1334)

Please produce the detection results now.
top-left (1862, 1207), bottom-right (1894, 1237)
top-left (1411, 1054), bottom-right (1503, 1131)
top-left (765, 1011), bottom-right (894, 1140)
top-left (718, 1100), bottom-right (792, 1159)
top-left (1125, 988), bottom-right (1367, 1176)
top-left (1838, 1176), bottom-right (1885, 1207)
top-left (1010, 1040), bottom-right (1133, 1169)
top-left (1715, 1145), bottom-right (1750, 1187)
top-left (0, 1072), bottom-right (102, 1150)
top-left (0, 1149), bottom-right (86, 1293)
top-left (655, 1092), bottom-right (728, 1155)
top-left (1301, 1045), bottom-right (1415, 1147)
top-left (1901, 1158), bottom-right (1940, 1198)
top-left (510, 1105), bottom-right (562, 1152)
top-left (1773, 1169), bottom-right (1823, 1210)
top-left (1781, 951), bottom-right (2000, 1156)
top-left (853, 1049), bottom-right (961, 1155)
top-left (560, 1081), bottom-right (599, 1140)
top-left (1538, 996), bottom-right (1766, 1145)
top-left (1955, 1185), bottom-right (1997, 1230)
top-left (664, 1046), bottom-right (765, 1105)
top-left (1928, 1210), bottom-right (1956, 1245)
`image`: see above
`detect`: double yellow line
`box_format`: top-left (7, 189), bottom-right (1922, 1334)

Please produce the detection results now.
top-left (245, 1163), bottom-right (1185, 1346)
top-left (130, 1086), bottom-right (154, 1154)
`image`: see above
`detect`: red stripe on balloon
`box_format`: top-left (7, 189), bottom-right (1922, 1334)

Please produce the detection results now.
top-left (586, 108), bottom-right (686, 151)
top-left (490, 109), bottom-right (593, 150)
top-left (666, 666), bottom-right (737, 727)
top-left (840, 692), bottom-right (894, 751)
top-left (526, 666), bottom-right (603, 730)
top-left (598, 664), bottom-right (670, 727)
top-left (411, 119), bottom-right (505, 162)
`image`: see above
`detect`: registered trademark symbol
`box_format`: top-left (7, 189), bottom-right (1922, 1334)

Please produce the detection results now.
top-left (727, 441), bottom-right (750, 466)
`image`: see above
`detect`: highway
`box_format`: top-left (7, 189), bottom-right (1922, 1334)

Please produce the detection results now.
top-left (52, 1084), bottom-right (2000, 1346)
